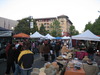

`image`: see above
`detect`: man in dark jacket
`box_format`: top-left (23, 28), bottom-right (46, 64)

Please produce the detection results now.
top-left (54, 42), bottom-right (61, 57)
top-left (5, 44), bottom-right (15, 75)
top-left (43, 42), bottom-right (50, 62)
top-left (87, 45), bottom-right (95, 61)
top-left (18, 43), bottom-right (34, 75)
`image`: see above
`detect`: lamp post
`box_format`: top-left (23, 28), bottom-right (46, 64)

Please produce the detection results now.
top-left (29, 16), bottom-right (34, 29)
top-left (69, 28), bottom-right (73, 49)
top-left (27, 16), bottom-right (34, 35)
top-left (69, 33), bottom-right (72, 49)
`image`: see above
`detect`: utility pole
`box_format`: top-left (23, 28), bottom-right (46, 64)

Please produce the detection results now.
top-left (4, 20), bottom-right (5, 28)
top-left (27, 16), bottom-right (34, 35)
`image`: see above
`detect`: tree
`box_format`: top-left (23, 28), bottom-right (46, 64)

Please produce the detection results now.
top-left (69, 25), bottom-right (79, 35)
top-left (84, 21), bottom-right (93, 31)
top-left (14, 18), bottom-right (30, 34)
top-left (91, 16), bottom-right (100, 35)
top-left (50, 20), bottom-right (61, 37)
top-left (14, 17), bottom-right (38, 35)
top-left (39, 24), bottom-right (48, 35)
top-left (84, 16), bottom-right (100, 35)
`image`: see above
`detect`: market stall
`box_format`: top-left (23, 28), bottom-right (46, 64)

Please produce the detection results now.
top-left (30, 31), bottom-right (45, 38)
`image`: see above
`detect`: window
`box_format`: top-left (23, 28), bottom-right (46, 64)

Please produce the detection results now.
top-left (61, 21), bottom-right (64, 25)
top-left (44, 23), bottom-right (46, 25)
top-left (47, 26), bottom-right (49, 28)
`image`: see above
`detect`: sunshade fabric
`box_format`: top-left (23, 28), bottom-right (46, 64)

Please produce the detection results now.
top-left (72, 30), bottom-right (100, 41)
top-left (13, 33), bottom-right (30, 38)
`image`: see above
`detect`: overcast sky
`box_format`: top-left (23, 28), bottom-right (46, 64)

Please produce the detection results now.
top-left (0, 0), bottom-right (100, 33)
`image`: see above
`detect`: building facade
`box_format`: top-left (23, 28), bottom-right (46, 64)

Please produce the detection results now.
top-left (35, 15), bottom-right (73, 36)
top-left (0, 17), bottom-right (18, 30)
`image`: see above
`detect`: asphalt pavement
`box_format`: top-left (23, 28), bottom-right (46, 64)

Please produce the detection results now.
top-left (0, 59), bottom-right (7, 75)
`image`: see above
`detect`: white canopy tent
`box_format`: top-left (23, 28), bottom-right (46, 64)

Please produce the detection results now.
top-left (30, 31), bottom-right (45, 38)
top-left (62, 36), bottom-right (70, 39)
top-left (45, 34), bottom-right (55, 39)
top-left (72, 30), bottom-right (100, 41)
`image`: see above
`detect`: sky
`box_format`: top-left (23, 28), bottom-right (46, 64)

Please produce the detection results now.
top-left (0, 0), bottom-right (100, 33)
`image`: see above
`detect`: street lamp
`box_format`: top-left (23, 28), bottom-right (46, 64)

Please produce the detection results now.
top-left (11, 27), bottom-right (14, 30)
top-left (29, 16), bottom-right (34, 29)
top-left (27, 16), bottom-right (34, 35)
top-left (69, 32), bottom-right (72, 49)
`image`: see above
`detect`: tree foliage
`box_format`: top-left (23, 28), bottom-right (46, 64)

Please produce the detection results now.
top-left (69, 25), bottom-right (79, 35)
top-left (14, 18), bottom-right (30, 34)
top-left (50, 20), bottom-right (61, 37)
top-left (84, 21), bottom-right (93, 31)
top-left (14, 17), bottom-right (38, 35)
top-left (84, 16), bottom-right (100, 35)
top-left (92, 16), bottom-right (100, 35)
top-left (39, 24), bottom-right (48, 35)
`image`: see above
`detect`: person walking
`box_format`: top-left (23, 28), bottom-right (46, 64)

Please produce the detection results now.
top-left (38, 42), bottom-right (44, 58)
top-left (14, 45), bottom-right (23, 75)
top-left (5, 44), bottom-right (15, 75)
top-left (43, 41), bottom-right (50, 62)
top-left (18, 43), bottom-right (34, 75)
top-left (87, 45), bottom-right (95, 61)
top-left (54, 42), bottom-right (61, 57)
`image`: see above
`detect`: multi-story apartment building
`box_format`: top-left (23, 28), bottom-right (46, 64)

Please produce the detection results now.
top-left (35, 17), bottom-right (56, 31)
top-left (35, 15), bottom-right (73, 36)
top-left (0, 17), bottom-right (18, 30)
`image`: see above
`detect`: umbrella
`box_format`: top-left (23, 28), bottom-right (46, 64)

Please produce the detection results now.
top-left (13, 33), bottom-right (30, 38)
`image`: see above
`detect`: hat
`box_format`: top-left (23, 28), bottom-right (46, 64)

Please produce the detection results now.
top-left (44, 65), bottom-right (57, 75)
top-left (31, 68), bottom-right (40, 75)
top-left (39, 67), bottom-right (46, 75)
top-left (86, 59), bottom-right (93, 65)
top-left (52, 62), bottom-right (58, 68)
top-left (82, 56), bottom-right (90, 63)
top-left (68, 62), bottom-right (74, 68)
top-left (40, 67), bottom-right (45, 72)
top-left (44, 62), bottom-right (51, 68)
top-left (56, 56), bottom-right (63, 60)
top-left (39, 72), bottom-right (46, 75)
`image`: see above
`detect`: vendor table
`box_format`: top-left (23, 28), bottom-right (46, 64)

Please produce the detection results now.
top-left (64, 67), bottom-right (86, 75)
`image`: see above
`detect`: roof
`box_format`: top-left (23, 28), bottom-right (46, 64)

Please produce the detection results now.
top-left (57, 15), bottom-right (73, 24)
top-left (35, 17), bottom-right (56, 21)
top-left (68, 19), bottom-right (73, 24)
top-left (57, 15), bottom-right (69, 18)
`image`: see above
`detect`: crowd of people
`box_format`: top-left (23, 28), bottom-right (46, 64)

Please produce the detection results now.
top-left (2, 38), bottom-right (100, 75)
top-left (4, 39), bottom-right (69, 75)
